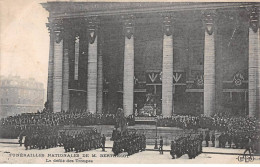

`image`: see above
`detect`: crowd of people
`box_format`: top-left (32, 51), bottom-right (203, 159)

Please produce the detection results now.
top-left (0, 111), bottom-right (117, 127)
top-left (157, 115), bottom-right (257, 132)
top-left (0, 104), bottom-right (258, 156)
top-left (62, 128), bottom-right (105, 153)
top-left (0, 109), bottom-right (134, 138)
top-left (112, 132), bottom-right (146, 156)
top-left (157, 115), bottom-right (211, 129)
top-left (157, 115), bottom-right (257, 142)
top-left (170, 134), bottom-right (203, 159)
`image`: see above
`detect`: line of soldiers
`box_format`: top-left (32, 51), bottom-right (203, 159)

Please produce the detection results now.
top-left (23, 127), bottom-right (59, 150)
top-left (170, 134), bottom-right (203, 159)
top-left (112, 132), bottom-right (146, 156)
top-left (62, 129), bottom-right (105, 153)
top-left (219, 131), bottom-right (259, 151)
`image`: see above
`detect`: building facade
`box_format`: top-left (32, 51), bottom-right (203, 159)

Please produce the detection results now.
top-left (0, 76), bottom-right (45, 117)
top-left (42, 2), bottom-right (260, 118)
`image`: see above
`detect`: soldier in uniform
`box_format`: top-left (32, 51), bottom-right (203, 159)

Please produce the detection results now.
top-left (101, 134), bottom-right (106, 151)
top-left (170, 140), bottom-right (176, 159)
top-left (159, 136), bottom-right (163, 154)
top-left (211, 133), bottom-right (215, 147)
top-left (243, 136), bottom-right (252, 157)
top-left (187, 140), bottom-right (193, 159)
top-left (227, 133), bottom-right (232, 148)
top-left (199, 132), bottom-right (203, 143)
top-left (24, 134), bottom-right (30, 150)
top-left (18, 134), bottom-right (23, 147)
top-left (142, 134), bottom-right (146, 151)
top-left (86, 135), bottom-right (91, 151)
top-left (75, 134), bottom-right (80, 153)
top-left (64, 135), bottom-right (69, 152)
top-left (205, 132), bottom-right (210, 147)
top-left (219, 133), bottom-right (223, 148)
top-left (112, 140), bottom-right (120, 155)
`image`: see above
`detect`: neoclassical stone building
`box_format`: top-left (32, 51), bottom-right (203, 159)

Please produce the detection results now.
top-left (42, 2), bottom-right (260, 118)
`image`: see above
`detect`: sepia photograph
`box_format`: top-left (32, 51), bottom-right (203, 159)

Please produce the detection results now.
top-left (0, 0), bottom-right (259, 164)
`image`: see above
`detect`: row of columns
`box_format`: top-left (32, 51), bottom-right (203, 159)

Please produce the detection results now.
top-left (47, 18), bottom-right (103, 114)
top-left (47, 7), bottom-right (259, 117)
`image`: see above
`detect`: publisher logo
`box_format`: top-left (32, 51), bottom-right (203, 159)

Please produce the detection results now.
top-left (236, 155), bottom-right (254, 163)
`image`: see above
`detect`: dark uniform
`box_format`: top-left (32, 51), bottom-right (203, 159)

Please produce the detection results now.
top-left (18, 135), bottom-right (23, 146)
top-left (24, 135), bottom-right (30, 150)
top-left (101, 134), bottom-right (106, 151)
top-left (211, 133), bottom-right (215, 147)
top-left (159, 137), bottom-right (163, 154)
top-left (170, 141), bottom-right (176, 159)
top-left (205, 132), bottom-right (210, 147)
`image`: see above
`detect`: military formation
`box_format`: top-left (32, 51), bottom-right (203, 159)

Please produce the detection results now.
top-left (170, 134), bottom-right (203, 159)
top-left (62, 129), bottom-right (104, 153)
top-left (112, 132), bottom-right (146, 156)
top-left (22, 126), bottom-right (59, 150)
top-left (20, 126), bottom-right (107, 153)
top-left (24, 132), bottom-right (59, 150)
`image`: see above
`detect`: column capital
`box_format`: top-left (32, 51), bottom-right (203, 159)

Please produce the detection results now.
top-left (202, 10), bottom-right (216, 35)
top-left (121, 14), bottom-right (135, 39)
top-left (47, 19), bottom-right (64, 43)
top-left (248, 6), bottom-right (259, 33)
top-left (74, 34), bottom-right (80, 44)
top-left (84, 16), bottom-right (99, 44)
top-left (161, 13), bottom-right (174, 36)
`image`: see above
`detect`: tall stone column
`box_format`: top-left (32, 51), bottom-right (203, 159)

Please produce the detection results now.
top-left (86, 17), bottom-right (98, 114)
top-left (248, 7), bottom-right (259, 117)
top-left (46, 23), bottom-right (54, 111)
top-left (97, 30), bottom-right (103, 114)
top-left (258, 21), bottom-right (260, 120)
top-left (123, 15), bottom-right (135, 117)
top-left (62, 25), bottom-right (70, 112)
top-left (52, 20), bottom-right (64, 113)
top-left (203, 12), bottom-right (216, 117)
top-left (162, 15), bottom-right (174, 117)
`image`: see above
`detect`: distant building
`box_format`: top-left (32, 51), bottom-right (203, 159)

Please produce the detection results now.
top-left (0, 76), bottom-right (44, 117)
